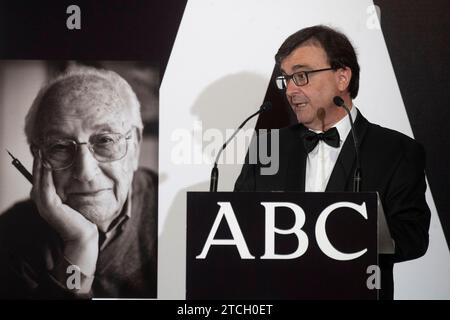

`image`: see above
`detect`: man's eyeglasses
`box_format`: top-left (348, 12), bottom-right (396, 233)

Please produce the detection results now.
top-left (40, 129), bottom-right (134, 171)
top-left (275, 67), bottom-right (335, 90)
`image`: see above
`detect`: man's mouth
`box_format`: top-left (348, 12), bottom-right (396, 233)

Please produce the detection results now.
top-left (291, 96), bottom-right (309, 109)
top-left (68, 188), bottom-right (112, 197)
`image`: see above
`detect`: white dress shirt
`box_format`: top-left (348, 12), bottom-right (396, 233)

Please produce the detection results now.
top-left (305, 106), bottom-right (358, 192)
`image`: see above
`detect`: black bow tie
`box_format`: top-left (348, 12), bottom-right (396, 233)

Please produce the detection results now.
top-left (301, 127), bottom-right (340, 153)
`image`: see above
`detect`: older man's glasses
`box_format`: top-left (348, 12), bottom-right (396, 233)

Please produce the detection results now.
top-left (41, 130), bottom-right (133, 171)
top-left (275, 67), bottom-right (334, 90)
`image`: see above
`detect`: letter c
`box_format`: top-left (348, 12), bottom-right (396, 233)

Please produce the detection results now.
top-left (315, 202), bottom-right (368, 261)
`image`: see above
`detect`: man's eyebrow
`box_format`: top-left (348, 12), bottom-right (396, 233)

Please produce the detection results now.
top-left (42, 123), bottom-right (126, 139)
top-left (291, 64), bottom-right (311, 71)
top-left (43, 129), bottom-right (72, 139)
top-left (281, 64), bottom-right (310, 75)
top-left (91, 123), bottom-right (124, 132)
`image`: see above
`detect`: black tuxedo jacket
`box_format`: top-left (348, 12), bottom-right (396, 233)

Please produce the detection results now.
top-left (235, 111), bottom-right (431, 299)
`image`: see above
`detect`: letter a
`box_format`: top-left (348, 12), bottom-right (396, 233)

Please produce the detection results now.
top-left (366, 4), bottom-right (381, 30)
top-left (196, 202), bottom-right (255, 259)
top-left (366, 265), bottom-right (381, 290)
top-left (66, 5), bottom-right (81, 30)
top-left (66, 265), bottom-right (81, 290)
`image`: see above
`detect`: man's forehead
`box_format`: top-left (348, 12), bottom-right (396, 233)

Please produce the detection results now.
top-left (280, 43), bottom-right (328, 72)
top-left (54, 74), bottom-right (114, 91)
top-left (43, 107), bottom-right (131, 131)
top-left (40, 74), bottom-right (126, 113)
top-left (37, 75), bottom-right (133, 136)
top-left (43, 75), bottom-right (121, 106)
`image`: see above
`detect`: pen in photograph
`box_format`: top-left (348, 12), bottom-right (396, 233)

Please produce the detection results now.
top-left (6, 150), bottom-right (33, 184)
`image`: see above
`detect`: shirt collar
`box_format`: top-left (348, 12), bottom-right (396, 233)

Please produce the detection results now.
top-left (99, 186), bottom-right (132, 250)
top-left (333, 104), bottom-right (358, 143)
top-left (307, 105), bottom-right (357, 143)
top-left (110, 186), bottom-right (132, 232)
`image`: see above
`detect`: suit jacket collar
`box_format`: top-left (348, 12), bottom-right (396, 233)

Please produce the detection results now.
top-left (326, 109), bottom-right (369, 191)
top-left (285, 124), bottom-right (308, 191)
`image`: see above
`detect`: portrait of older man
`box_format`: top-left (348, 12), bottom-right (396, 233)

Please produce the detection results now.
top-left (0, 65), bottom-right (157, 299)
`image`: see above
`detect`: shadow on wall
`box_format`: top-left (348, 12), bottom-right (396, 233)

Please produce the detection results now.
top-left (159, 71), bottom-right (281, 298)
top-left (191, 72), bottom-right (270, 134)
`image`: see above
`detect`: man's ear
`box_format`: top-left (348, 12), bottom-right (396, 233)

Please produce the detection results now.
top-left (131, 127), bottom-right (143, 171)
top-left (336, 67), bottom-right (352, 92)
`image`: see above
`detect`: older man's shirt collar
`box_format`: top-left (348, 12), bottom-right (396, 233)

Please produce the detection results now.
top-left (98, 187), bottom-right (132, 250)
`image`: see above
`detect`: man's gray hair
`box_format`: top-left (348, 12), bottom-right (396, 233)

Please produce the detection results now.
top-left (24, 65), bottom-right (144, 146)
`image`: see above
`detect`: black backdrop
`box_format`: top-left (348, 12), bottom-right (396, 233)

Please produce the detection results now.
top-left (0, 0), bottom-right (187, 78)
top-left (373, 0), bottom-right (450, 248)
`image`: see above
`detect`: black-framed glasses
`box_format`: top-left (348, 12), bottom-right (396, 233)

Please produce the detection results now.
top-left (275, 67), bottom-right (335, 90)
top-left (40, 129), bottom-right (134, 171)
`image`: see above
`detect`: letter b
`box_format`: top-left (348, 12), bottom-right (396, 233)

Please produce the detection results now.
top-left (261, 202), bottom-right (308, 259)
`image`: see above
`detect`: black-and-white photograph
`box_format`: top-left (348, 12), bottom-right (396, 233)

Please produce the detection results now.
top-left (0, 60), bottom-right (159, 298)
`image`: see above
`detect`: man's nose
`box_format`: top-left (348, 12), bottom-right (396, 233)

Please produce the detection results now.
top-left (285, 78), bottom-right (302, 96)
top-left (71, 145), bottom-right (99, 182)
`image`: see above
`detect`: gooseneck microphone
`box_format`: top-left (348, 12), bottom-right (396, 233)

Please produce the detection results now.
top-left (209, 101), bottom-right (272, 192)
top-left (333, 96), bottom-right (361, 192)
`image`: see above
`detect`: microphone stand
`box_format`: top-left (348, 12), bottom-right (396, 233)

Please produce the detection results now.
top-left (333, 96), bottom-right (361, 192)
top-left (210, 102), bottom-right (272, 192)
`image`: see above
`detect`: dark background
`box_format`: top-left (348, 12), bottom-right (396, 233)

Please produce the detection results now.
top-left (0, 0), bottom-right (187, 78)
top-left (372, 0), bottom-right (450, 248)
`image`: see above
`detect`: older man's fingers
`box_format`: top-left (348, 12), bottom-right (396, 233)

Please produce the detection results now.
top-left (40, 164), bottom-right (59, 206)
top-left (31, 155), bottom-right (60, 224)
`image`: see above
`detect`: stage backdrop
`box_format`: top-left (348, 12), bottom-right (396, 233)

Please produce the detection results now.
top-left (0, 0), bottom-right (448, 300)
top-left (159, 0), bottom-right (449, 299)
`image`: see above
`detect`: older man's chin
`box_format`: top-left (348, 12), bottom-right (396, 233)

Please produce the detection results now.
top-left (67, 201), bottom-right (121, 232)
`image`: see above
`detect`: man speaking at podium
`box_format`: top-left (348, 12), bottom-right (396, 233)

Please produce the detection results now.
top-left (235, 25), bottom-right (430, 299)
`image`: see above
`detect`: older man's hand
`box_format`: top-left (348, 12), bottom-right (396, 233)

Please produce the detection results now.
top-left (31, 156), bottom-right (99, 278)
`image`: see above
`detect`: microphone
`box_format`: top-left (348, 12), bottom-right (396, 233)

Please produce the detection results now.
top-left (209, 101), bottom-right (272, 192)
top-left (333, 96), bottom-right (361, 192)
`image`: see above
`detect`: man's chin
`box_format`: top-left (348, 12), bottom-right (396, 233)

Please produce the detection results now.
top-left (292, 106), bottom-right (311, 122)
top-left (69, 202), bottom-right (118, 227)
top-left (296, 114), bottom-right (313, 126)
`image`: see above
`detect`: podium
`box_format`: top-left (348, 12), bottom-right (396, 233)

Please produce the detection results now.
top-left (186, 192), bottom-right (393, 300)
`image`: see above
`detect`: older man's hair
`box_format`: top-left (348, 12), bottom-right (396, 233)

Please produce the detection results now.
top-left (25, 65), bottom-right (143, 146)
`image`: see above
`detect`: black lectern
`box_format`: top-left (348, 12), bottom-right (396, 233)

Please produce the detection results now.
top-left (186, 192), bottom-right (392, 300)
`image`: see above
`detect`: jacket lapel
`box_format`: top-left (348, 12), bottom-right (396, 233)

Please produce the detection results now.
top-left (326, 110), bottom-right (369, 192)
top-left (285, 124), bottom-right (307, 191)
